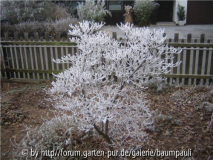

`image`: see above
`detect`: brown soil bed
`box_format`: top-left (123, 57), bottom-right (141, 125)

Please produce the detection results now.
top-left (1, 81), bottom-right (213, 159)
top-left (143, 85), bottom-right (213, 160)
top-left (1, 81), bottom-right (56, 159)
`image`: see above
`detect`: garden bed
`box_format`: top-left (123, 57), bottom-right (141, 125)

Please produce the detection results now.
top-left (1, 81), bottom-right (213, 159)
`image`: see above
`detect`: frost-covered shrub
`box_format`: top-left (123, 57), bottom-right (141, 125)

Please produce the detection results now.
top-left (1, 0), bottom-right (77, 36)
top-left (49, 17), bottom-right (79, 33)
top-left (0, 0), bottom-right (70, 24)
top-left (133, 0), bottom-right (159, 26)
top-left (1, 17), bottom-right (78, 36)
top-left (43, 17), bottom-right (79, 35)
top-left (49, 21), bottom-right (181, 150)
top-left (13, 114), bottom-right (109, 159)
top-left (14, 21), bottom-right (45, 34)
top-left (1, 22), bottom-right (15, 35)
top-left (77, 0), bottom-right (111, 22)
top-left (13, 114), bottom-right (75, 159)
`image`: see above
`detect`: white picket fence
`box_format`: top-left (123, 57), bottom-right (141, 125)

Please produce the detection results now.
top-left (1, 32), bottom-right (213, 85)
top-left (166, 47), bottom-right (213, 85)
top-left (1, 45), bottom-right (77, 80)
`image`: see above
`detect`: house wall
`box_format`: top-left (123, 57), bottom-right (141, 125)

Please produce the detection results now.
top-left (154, 0), bottom-right (188, 24)
top-left (105, 0), bottom-right (189, 25)
top-left (105, 0), bottom-right (212, 25)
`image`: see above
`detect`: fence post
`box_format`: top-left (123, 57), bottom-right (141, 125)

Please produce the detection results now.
top-left (2, 32), bottom-right (11, 79)
top-left (112, 32), bottom-right (117, 40)
top-left (207, 39), bottom-right (211, 43)
top-left (24, 32), bottom-right (29, 41)
top-left (187, 33), bottom-right (192, 43)
top-left (174, 33), bottom-right (179, 42)
top-left (34, 32), bottom-right (39, 41)
top-left (200, 34), bottom-right (205, 43)
top-left (45, 32), bottom-right (49, 41)
top-left (2, 47), bottom-right (11, 79)
top-left (62, 37), bottom-right (66, 42)
top-left (4, 32), bottom-right (9, 41)
top-left (14, 32), bottom-right (19, 41)
top-left (56, 32), bottom-right (60, 41)
top-left (67, 34), bottom-right (71, 41)
top-left (163, 33), bottom-right (167, 43)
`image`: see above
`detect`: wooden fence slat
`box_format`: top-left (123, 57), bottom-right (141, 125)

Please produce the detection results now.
top-left (34, 32), bottom-right (39, 41)
top-left (187, 34), bottom-right (192, 43)
top-left (39, 47), bottom-right (45, 79)
top-left (9, 46), bottom-right (16, 78)
top-left (176, 47), bottom-right (181, 84)
top-left (169, 52), bottom-right (174, 84)
top-left (201, 48), bottom-right (207, 85)
top-left (33, 47), bottom-right (39, 79)
top-left (14, 32), bottom-right (18, 41)
top-left (200, 34), bottom-right (205, 43)
top-left (24, 32), bottom-right (29, 41)
top-left (2, 47), bottom-right (9, 78)
top-left (174, 33), bottom-right (179, 43)
top-left (44, 46), bottom-right (49, 79)
top-left (14, 46), bottom-right (20, 78)
top-left (19, 47), bottom-right (25, 79)
top-left (61, 47), bottom-right (65, 71)
top-left (65, 47), bottom-right (69, 69)
top-left (56, 32), bottom-right (60, 41)
top-left (45, 32), bottom-right (49, 42)
top-left (188, 47), bottom-right (194, 85)
top-left (112, 32), bottom-right (117, 40)
top-left (162, 74), bottom-right (212, 79)
top-left (194, 48), bottom-right (199, 85)
top-left (5, 68), bottom-right (62, 74)
top-left (67, 34), bottom-right (71, 41)
top-left (0, 45), bottom-right (6, 78)
top-left (24, 46), bottom-right (30, 79)
top-left (29, 47), bottom-right (35, 79)
top-left (50, 47), bottom-right (54, 71)
top-left (181, 49), bottom-right (187, 85)
top-left (55, 47), bottom-right (59, 71)
top-left (4, 32), bottom-right (8, 41)
top-left (71, 47), bottom-right (75, 56)
top-left (206, 48), bottom-right (212, 85)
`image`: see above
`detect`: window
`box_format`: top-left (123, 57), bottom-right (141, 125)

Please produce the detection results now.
top-left (109, 1), bottom-right (122, 11)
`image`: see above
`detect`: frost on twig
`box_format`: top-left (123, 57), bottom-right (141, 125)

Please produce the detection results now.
top-left (12, 114), bottom-right (75, 159)
top-left (68, 20), bottom-right (105, 37)
top-left (207, 112), bottom-right (213, 132)
top-left (49, 21), bottom-right (181, 150)
top-left (197, 102), bottom-right (213, 113)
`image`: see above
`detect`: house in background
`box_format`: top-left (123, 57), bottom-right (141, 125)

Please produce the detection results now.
top-left (105, 0), bottom-right (213, 25)
top-left (156, 0), bottom-right (213, 25)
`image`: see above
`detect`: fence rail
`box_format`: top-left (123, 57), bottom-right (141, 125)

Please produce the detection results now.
top-left (1, 32), bottom-right (213, 85)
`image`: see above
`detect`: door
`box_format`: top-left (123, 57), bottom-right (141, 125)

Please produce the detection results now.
top-left (187, 1), bottom-right (213, 24)
top-left (106, 0), bottom-right (124, 25)
top-left (156, 1), bottom-right (173, 22)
